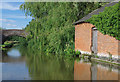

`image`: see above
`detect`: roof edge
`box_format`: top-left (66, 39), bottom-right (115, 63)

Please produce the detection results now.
top-left (73, 1), bottom-right (119, 25)
top-left (73, 21), bottom-right (90, 25)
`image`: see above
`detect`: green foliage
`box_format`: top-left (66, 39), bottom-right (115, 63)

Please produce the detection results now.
top-left (4, 41), bottom-right (10, 45)
top-left (75, 50), bottom-right (81, 55)
top-left (108, 52), bottom-right (112, 61)
top-left (82, 55), bottom-right (85, 60)
top-left (95, 55), bottom-right (99, 58)
top-left (86, 2), bottom-right (120, 40)
top-left (20, 2), bottom-right (106, 55)
top-left (6, 36), bottom-right (27, 46)
top-left (6, 36), bottom-right (24, 41)
top-left (1, 41), bottom-right (13, 49)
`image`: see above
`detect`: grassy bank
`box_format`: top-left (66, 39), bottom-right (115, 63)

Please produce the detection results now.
top-left (0, 41), bottom-right (19, 50)
top-left (78, 54), bottom-right (120, 66)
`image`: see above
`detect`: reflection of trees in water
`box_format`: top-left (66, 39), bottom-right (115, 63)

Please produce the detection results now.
top-left (25, 55), bottom-right (74, 80)
top-left (2, 48), bottom-right (10, 56)
top-left (2, 49), bottom-right (10, 62)
top-left (2, 47), bottom-right (26, 63)
top-left (19, 46), bottom-right (74, 80)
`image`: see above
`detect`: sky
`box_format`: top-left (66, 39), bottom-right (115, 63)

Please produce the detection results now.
top-left (0, 2), bottom-right (32, 29)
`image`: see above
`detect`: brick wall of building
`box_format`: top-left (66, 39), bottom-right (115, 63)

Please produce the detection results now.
top-left (75, 23), bottom-right (94, 54)
top-left (97, 31), bottom-right (120, 56)
top-left (75, 22), bottom-right (120, 57)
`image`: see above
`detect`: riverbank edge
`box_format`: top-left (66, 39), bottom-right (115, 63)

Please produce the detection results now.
top-left (0, 41), bottom-right (19, 51)
top-left (77, 58), bottom-right (120, 73)
top-left (79, 54), bottom-right (120, 66)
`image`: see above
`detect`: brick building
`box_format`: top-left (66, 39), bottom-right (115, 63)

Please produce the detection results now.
top-left (73, 1), bottom-right (120, 59)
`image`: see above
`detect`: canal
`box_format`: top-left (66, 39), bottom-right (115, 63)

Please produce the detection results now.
top-left (1, 46), bottom-right (120, 80)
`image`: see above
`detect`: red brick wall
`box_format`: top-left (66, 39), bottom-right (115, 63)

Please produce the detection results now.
top-left (75, 23), bottom-right (94, 53)
top-left (75, 22), bottom-right (120, 56)
top-left (97, 31), bottom-right (120, 56)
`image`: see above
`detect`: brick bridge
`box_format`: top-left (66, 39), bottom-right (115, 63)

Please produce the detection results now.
top-left (0, 29), bottom-right (28, 43)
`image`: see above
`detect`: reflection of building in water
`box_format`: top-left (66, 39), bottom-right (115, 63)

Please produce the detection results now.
top-left (74, 60), bottom-right (120, 80)
top-left (74, 61), bottom-right (91, 80)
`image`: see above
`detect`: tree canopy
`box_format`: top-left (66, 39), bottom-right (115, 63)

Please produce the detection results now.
top-left (20, 2), bottom-right (106, 54)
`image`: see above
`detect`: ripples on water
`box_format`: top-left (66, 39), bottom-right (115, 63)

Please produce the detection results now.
top-left (1, 47), bottom-right (120, 80)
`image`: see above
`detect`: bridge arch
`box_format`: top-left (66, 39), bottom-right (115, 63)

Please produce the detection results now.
top-left (1, 29), bottom-right (28, 43)
top-left (4, 35), bottom-right (26, 41)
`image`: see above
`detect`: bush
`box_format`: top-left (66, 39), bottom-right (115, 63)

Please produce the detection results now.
top-left (75, 50), bottom-right (81, 55)
top-left (86, 2), bottom-right (120, 40)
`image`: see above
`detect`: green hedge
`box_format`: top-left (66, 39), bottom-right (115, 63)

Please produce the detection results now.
top-left (86, 2), bottom-right (120, 40)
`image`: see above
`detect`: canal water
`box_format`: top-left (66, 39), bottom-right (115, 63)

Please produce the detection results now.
top-left (1, 46), bottom-right (120, 80)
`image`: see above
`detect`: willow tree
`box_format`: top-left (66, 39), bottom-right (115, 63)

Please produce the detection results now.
top-left (20, 2), bottom-right (106, 55)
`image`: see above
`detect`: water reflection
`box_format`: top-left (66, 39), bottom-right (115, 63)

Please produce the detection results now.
top-left (25, 55), bottom-right (74, 80)
top-left (74, 60), bottom-right (120, 80)
top-left (2, 47), bottom-right (30, 80)
top-left (2, 46), bottom-right (120, 80)
top-left (2, 48), bottom-right (25, 63)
